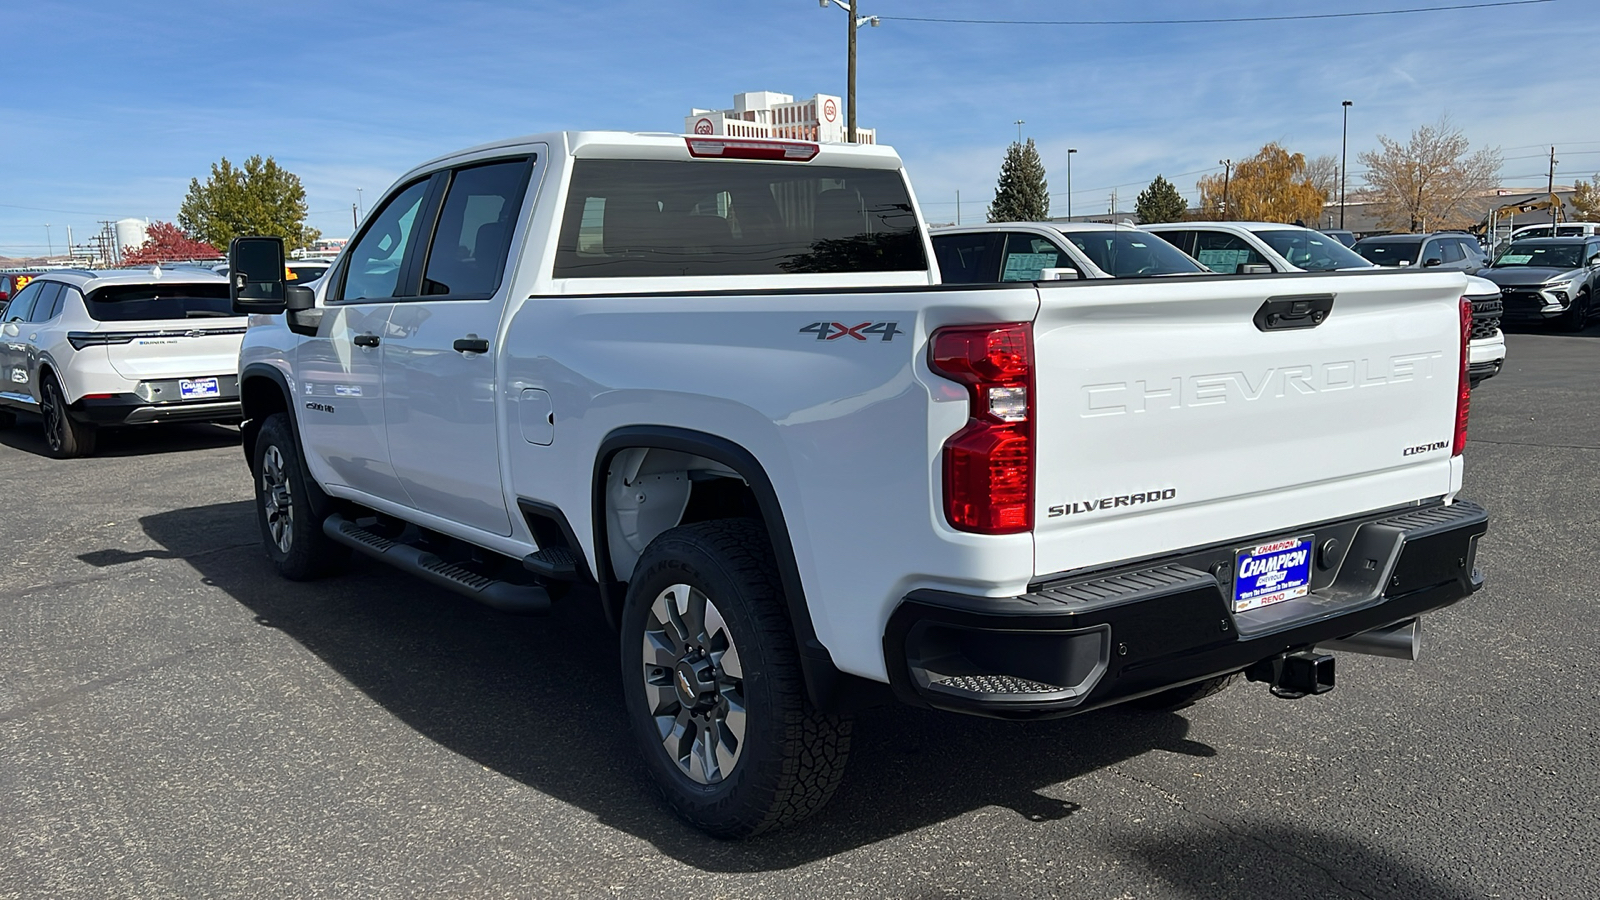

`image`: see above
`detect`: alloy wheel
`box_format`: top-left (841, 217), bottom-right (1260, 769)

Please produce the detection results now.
top-left (641, 583), bottom-right (747, 785)
top-left (260, 444), bottom-right (295, 554)
top-left (41, 382), bottom-right (64, 453)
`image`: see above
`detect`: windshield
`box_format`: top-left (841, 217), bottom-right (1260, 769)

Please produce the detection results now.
top-left (86, 283), bottom-right (234, 321)
top-left (1352, 240), bottom-right (1422, 267)
top-left (1492, 243), bottom-right (1584, 269)
top-left (1058, 230), bottom-right (1204, 277)
top-left (1252, 228), bottom-right (1373, 271)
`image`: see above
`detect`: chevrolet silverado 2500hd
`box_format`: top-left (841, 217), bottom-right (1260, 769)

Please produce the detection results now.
top-left (227, 132), bottom-right (1488, 838)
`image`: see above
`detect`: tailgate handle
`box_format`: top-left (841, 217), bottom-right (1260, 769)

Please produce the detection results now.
top-left (1254, 293), bottom-right (1334, 331)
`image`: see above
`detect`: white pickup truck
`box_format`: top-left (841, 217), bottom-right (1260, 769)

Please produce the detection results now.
top-left (227, 132), bottom-right (1488, 838)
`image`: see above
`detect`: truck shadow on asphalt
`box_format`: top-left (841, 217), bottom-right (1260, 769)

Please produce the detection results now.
top-left (0, 415), bottom-right (240, 457)
top-left (130, 500), bottom-right (1324, 874)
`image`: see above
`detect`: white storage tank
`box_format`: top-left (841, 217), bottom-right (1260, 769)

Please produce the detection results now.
top-left (114, 218), bottom-right (150, 261)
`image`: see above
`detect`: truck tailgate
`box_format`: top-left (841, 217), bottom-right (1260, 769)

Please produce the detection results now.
top-left (1031, 270), bottom-right (1467, 580)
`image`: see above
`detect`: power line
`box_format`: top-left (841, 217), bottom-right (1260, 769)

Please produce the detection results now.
top-left (878, 0), bottom-right (1554, 26)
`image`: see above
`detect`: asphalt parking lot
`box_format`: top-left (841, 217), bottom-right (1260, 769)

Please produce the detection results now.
top-left (1, 324), bottom-right (1595, 900)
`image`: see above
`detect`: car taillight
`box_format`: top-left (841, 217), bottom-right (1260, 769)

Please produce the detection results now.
top-left (929, 322), bottom-right (1034, 534)
top-left (1454, 296), bottom-right (1471, 456)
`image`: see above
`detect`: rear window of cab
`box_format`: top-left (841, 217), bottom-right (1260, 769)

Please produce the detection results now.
top-left (554, 159), bottom-right (926, 277)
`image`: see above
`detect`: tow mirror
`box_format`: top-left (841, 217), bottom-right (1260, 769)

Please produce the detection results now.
top-left (1240, 263), bottom-right (1274, 275)
top-left (229, 236), bottom-right (288, 314)
top-left (1423, 257), bottom-right (1443, 268)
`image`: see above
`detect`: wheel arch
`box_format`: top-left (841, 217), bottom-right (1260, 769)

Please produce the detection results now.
top-left (592, 425), bottom-right (888, 714)
top-left (239, 363), bottom-right (295, 467)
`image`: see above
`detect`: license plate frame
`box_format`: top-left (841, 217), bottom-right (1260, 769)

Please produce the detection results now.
top-left (179, 377), bottom-right (220, 400)
top-left (1232, 535), bottom-right (1315, 612)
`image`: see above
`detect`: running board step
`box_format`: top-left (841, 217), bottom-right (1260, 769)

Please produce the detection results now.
top-left (522, 546), bottom-right (581, 581)
top-left (323, 514), bottom-right (549, 615)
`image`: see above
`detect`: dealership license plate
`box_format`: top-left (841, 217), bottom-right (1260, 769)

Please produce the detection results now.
top-left (1233, 535), bottom-right (1314, 612)
top-left (179, 377), bottom-right (220, 400)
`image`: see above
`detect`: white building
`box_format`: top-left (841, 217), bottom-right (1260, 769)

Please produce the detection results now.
top-left (685, 91), bottom-right (876, 144)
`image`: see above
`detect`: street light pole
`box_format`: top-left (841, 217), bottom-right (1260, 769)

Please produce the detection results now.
top-left (1219, 160), bottom-right (1232, 218)
top-left (1067, 148), bottom-right (1077, 220)
top-left (1340, 100), bottom-right (1352, 229)
top-left (44, 223), bottom-right (52, 259)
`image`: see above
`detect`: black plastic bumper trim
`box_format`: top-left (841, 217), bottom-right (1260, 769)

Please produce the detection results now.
top-left (885, 499), bottom-right (1488, 719)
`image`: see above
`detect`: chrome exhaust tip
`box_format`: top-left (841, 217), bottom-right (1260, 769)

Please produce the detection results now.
top-left (1318, 618), bottom-right (1420, 661)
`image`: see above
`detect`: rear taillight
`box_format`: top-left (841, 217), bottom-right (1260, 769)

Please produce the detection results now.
top-left (929, 323), bottom-right (1034, 534)
top-left (1454, 296), bottom-right (1471, 456)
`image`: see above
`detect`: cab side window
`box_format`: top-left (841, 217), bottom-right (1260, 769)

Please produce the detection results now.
top-left (1155, 230), bottom-right (1197, 256)
top-left (420, 158), bottom-right (533, 298)
top-left (336, 178), bottom-right (432, 303)
top-left (1437, 240), bottom-right (1465, 264)
top-left (1191, 231), bottom-right (1267, 274)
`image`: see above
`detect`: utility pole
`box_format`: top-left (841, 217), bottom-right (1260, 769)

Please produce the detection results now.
top-left (1340, 100), bottom-right (1352, 229)
top-left (847, 0), bottom-right (857, 143)
top-left (1549, 146), bottom-right (1559, 225)
top-left (1219, 159), bottom-right (1232, 218)
top-left (821, 0), bottom-right (877, 143)
top-left (44, 223), bottom-right (52, 259)
top-left (1014, 120), bottom-right (1024, 146)
top-left (956, 190), bottom-right (961, 226)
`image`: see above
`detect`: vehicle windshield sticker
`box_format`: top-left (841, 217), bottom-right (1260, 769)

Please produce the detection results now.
top-left (1002, 253), bottom-right (1058, 281)
top-left (1498, 253), bottom-right (1533, 264)
top-left (1196, 248), bottom-right (1250, 272)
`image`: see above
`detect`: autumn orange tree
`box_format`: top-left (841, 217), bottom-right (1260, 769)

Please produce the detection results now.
top-left (1197, 144), bottom-right (1328, 223)
top-left (121, 221), bottom-right (219, 266)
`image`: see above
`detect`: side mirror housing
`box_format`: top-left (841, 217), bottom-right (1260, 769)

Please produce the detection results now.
top-left (229, 236), bottom-right (288, 314)
top-left (1240, 263), bottom-right (1274, 275)
top-left (1423, 257), bottom-right (1443, 268)
top-left (1589, 254), bottom-right (1600, 267)
top-left (1040, 267), bottom-right (1079, 281)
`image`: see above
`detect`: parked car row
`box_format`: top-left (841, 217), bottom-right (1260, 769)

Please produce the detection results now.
top-left (930, 219), bottom-right (1510, 386)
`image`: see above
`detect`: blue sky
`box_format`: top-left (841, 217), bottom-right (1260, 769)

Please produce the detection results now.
top-left (2, 0), bottom-right (1596, 257)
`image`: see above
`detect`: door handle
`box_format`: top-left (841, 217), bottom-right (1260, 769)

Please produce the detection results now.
top-left (453, 337), bottom-right (489, 354)
top-left (352, 334), bottom-right (380, 348)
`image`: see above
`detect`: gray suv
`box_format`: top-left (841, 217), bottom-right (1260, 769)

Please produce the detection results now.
top-left (1351, 232), bottom-right (1488, 274)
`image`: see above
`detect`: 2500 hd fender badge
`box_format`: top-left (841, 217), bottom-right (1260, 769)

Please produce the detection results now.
top-left (1048, 488), bottom-right (1176, 517)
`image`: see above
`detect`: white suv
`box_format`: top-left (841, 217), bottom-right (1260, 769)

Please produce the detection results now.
top-left (0, 267), bottom-right (247, 457)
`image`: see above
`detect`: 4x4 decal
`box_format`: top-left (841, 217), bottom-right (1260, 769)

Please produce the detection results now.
top-left (799, 321), bottom-right (903, 342)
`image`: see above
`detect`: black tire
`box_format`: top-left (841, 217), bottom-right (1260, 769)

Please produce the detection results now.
top-left (252, 412), bottom-right (349, 580)
top-left (40, 374), bottom-right (96, 458)
top-left (620, 519), bottom-right (851, 839)
top-left (1132, 673), bottom-right (1242, 712)
top-left (1558, 291), bottom-right (1591, 332)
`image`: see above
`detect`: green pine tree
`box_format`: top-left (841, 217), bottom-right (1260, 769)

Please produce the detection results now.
top-left (1135, 174), bottom-right (1189, 224)
top-left (988, 138), bottom-right (1050, 222)
top-left (179, 155), bottom-right (321, 252)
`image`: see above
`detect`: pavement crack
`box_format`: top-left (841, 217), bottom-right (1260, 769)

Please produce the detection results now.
top-left (1103, 766), bottom-right (1380, 900)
